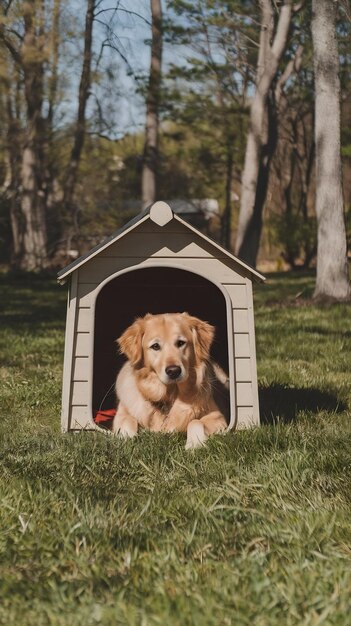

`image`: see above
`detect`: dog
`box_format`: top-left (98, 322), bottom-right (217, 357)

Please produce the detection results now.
top-left (112, 312), bottom-right (229, 449)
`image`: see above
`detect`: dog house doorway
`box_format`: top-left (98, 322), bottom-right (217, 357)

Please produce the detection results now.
top-left (93, 266), bottom-right (232, 426)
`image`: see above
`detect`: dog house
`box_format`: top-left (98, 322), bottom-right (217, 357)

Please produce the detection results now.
top-left (57, 201), bottom-right (265, 433)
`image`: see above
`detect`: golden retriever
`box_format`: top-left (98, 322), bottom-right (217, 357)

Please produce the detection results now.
top-left (112, 312), bottom-right (229, 449)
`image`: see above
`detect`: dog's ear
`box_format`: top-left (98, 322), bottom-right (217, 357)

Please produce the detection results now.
top-left (182, 313), bottom-right (215, 361)
top-left (117, 318), bottom-right (144, 366)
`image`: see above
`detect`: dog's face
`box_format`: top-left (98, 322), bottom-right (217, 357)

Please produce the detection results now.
top-left (118, 313), bottom-right (214, 385)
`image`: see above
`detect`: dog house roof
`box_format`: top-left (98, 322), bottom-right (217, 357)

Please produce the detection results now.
top-left (57, 201), bottom-right (265, 284)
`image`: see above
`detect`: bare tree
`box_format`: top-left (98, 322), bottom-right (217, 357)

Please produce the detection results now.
top-left (0, 0), bottom-right (49, 270)
top-left (47, 0), bottom-right (61, 132)
top-left (5, 84), bottom-right (23, 263)
top-left (235, 0), bottom-right (300, 267)
top-left (311, 0), bottom-right (350, 300)
top-left (63, 0), bottom-right (95, 226)
top-left (141, 0), bottom-right (163, 208)
top-left (0, 0), bottom-right (66, 270)
top-left (21, 0), bottom-right (50, 270)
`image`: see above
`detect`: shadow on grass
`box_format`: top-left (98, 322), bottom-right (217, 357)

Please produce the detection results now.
top-left (298, 326), bottom-right (351, 338)
top-left (0, 271), bottom-right (66, 331)
top-left (254, 270), bottom-right (315, 306)
top-left (259, 383), bottom-right (347, 425)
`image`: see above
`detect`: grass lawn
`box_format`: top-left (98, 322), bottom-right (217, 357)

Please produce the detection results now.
top-left (0, 271), bottom-right (350, 625)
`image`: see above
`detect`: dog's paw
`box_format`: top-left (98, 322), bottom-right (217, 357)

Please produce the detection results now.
top-left (185, 421), bottom-right (207, 450)
top-left (115, 428), bottom-right (137, 439)
top-left (112, 422), bottom-right (138, 439)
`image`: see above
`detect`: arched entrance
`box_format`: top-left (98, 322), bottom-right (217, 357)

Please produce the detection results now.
top-left (93, 266), bottom-right (232, 425)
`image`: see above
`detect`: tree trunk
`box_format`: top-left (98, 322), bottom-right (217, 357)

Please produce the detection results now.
top-left (63, 0), bottom-right (95, 223)
top-left (20, 145), bottom-right (48, 271)
top-left (141, 0), bottom-right (163, 209)
top-left (19, 0), bottom-right (48, 271)
top-left (0, 1), bottom-right (64, 269)
top-left (311, 0), bottom-right (350, 300)
top-left (220, 146), bottom-right (234, 250)
top-left (47, 0), bottom-right (61, 131)
top-left (5, 90), bottom-right (23, 263)
top-left (299, 125), bottom-right (316, 268)
top-left (235, 0), bottom-right (293, 267)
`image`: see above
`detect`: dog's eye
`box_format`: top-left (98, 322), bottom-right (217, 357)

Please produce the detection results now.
top-left (150, 343), bottom-right (161, 351)
top-left (176, 339), bottom-right (186, 348)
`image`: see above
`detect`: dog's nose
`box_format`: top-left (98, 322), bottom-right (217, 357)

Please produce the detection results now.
top-left (165, 365), bottom-right (182, 380)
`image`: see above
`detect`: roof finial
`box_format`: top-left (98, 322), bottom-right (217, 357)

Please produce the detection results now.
top-left (149, 201), bottom-right (173, 226)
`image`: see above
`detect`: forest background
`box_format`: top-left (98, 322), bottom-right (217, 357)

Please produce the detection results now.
top-left (0, 0), bottom-right (350, 295)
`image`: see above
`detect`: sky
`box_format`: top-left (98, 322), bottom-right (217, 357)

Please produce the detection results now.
top-left (58, 0), bottom-right (199, 140)
top-left (59, 0), bottom-right (168, 139)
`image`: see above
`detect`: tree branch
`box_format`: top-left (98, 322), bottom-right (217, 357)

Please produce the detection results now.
top-left (0, 28), bottom-right (21, 65)
top-left (271, 0), bottom-right (293, 60)
top-left (95, 6), bottom-right (151, 26)
top-left (275, 43), bottom-right (304, 104)
top-left (257, 0), bottom-right (274, 83)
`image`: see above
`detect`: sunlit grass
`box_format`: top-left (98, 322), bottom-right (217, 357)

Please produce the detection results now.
top-left (0, 271), bottom-right (350, 625)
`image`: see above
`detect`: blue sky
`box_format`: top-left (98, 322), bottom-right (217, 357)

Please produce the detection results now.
top-left (57, 0), bottom-right (191, 139)
top-left (56, 0), bottom-right (153, 137)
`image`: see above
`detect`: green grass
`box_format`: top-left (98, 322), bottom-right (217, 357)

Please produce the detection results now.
top-left (0, 271), bottom-right (350, 626)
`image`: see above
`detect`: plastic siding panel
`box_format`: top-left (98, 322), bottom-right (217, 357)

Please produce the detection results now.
top-left (72, 381), bottom-right (90, 405)
top-left (72, 356), bottom-right (89, 381)
top-left (234, 333), bottom-right (251, 357)
top-left (236, 407), bottom-right (256, 429)
top-left (236, 382), bottom-right (254, 406)
top-left (100, 234), bottom-right (215, 258)
top-left (76, 308), bottom-right (91, 332)
top-left (70, 406), bottom-right (91, 429)
top-left (233, 309), bottom-right (249, 332)
top-left (75, 332), bottom-right (90, 357)
top-left (235, 358), bottom-right (252, 382)
top-left (78, 257), bottom-right (247, 285)
top-left (61, 272), bottom-right (78, 432)
top-left (224, 284), bottom-right (248, 308)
